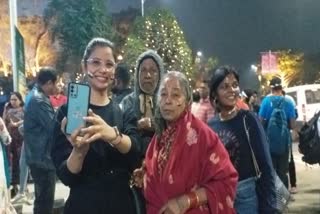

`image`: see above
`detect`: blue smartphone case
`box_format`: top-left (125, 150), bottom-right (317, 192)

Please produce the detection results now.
top-left (66, 82), bottom-right (91, 135)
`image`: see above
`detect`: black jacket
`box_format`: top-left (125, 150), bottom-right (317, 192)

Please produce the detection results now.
top-left (24, 85), bottom-right (55, 170)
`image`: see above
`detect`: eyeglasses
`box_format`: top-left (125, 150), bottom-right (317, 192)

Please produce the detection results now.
top-left (86, 58), bottom-right (116, 71)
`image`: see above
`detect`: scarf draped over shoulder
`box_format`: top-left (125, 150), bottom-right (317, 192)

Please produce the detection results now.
top-left (144, 110), bottom-right (238, 214)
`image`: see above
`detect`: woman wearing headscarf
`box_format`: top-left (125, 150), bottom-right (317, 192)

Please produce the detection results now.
top-left (207, 66), bottom-right (277, 214)
top-left (141, 71), bottom-right (238, 214)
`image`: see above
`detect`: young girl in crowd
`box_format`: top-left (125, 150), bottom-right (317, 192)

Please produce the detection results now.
top-left (208, 66), bottom-right (277, 214)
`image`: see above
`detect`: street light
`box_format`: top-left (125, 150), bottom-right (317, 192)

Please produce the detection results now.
top-left (251, 64), bottom-right (258, 72)
top-left (197, 51), bottom-right (202, 57)
top-left (141, 0), bottom-right (145, 17)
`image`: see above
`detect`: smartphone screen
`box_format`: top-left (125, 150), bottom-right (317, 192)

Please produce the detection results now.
top-left (65, 82), bottom-right (91, 135)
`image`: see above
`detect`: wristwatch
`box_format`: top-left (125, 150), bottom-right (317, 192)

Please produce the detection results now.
top-left (110, 126), bottom-right (122, 146)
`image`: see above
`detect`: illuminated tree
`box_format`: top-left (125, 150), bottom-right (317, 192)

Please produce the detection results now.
top-left (124, 9), bottom-right (194, 81)
top-left (263, 50), bottom-right (304, 87)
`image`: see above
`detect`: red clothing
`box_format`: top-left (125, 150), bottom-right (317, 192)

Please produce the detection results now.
top-left (236, 99), bottom-right (249, 110)
top-left (144, 110), bottom-right (238, 214)
top-left (50, 95), bottom-right (67, 109)
top-left (192, 98), bottom-right (215, 123)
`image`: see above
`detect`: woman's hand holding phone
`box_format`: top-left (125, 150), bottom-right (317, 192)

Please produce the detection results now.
top-left (61, 117), bottom-right (90, 155)
top-left (81, 109), bottom-right (117, 145)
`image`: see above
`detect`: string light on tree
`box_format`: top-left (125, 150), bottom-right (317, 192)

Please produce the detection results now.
top-left (125, 9), bottom-right (194, 80)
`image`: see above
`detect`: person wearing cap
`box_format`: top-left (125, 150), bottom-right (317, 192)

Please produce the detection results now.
top-left (259, 76), bottom-right (296, 188)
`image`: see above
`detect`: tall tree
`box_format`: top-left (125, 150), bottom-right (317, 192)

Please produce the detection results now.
top-left (44, 0), bottom-right (112, 75)
top-left (124, 9), bottom-right (194, 81)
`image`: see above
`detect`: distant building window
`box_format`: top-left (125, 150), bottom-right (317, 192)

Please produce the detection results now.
top-left (287, 92), bottom-right (297, 104)
top-left (305, 89), bottom-right (320, 104)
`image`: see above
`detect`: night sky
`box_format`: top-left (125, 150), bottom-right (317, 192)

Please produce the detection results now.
top-left (17, 0), bottom-right (320, 87)
top-left (108, 0), bottom-right (320, 82)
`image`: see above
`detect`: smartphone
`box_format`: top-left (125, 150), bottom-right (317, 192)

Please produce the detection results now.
top-left (65, 82), bottom-right (91, 135)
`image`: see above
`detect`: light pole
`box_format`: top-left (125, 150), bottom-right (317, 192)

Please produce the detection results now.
top-left (9, 0), bottom-right (18, 91)
top-left (141, 0), bottom-right (145, 17)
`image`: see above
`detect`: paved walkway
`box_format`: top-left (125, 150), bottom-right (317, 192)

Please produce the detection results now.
top-left (19, 144), bottom-right (320, 213)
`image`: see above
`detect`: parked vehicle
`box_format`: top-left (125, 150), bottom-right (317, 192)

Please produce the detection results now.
top-left (285, 84), bottom-right (320, 127)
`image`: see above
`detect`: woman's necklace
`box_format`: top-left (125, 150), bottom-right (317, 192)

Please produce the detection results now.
top-left (219, 107), bottom-right (238, 122)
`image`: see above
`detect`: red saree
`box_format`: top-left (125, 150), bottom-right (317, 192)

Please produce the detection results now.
top-left (144, 111), bottom-right (238, 214)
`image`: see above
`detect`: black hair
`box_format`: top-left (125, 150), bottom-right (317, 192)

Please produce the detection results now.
top-left (193, 90), bottom-right (200, 102)
top-left (8, 91), bottom-right (24, 108)
top-left (37, 67), bottom-right (57, 86)
top-left (243, 89), bottom-right (254, 104)
top-left (209, 65), bottom-right (239, 104)
top-left (27, 81), bottom-right (35, 90)
top-left (115, 63), bottom-right (131, 87)
top-left (82, 38), bottom-right (115, 67)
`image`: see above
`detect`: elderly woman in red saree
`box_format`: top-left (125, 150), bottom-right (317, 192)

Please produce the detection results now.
top-left (142, 71), bottom-right (238, 214)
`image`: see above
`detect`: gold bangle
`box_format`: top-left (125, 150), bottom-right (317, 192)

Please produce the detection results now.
top-left (186, 195), bottom-right (191, 209)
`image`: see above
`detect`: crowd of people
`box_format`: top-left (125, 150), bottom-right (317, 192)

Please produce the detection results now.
top-left (0, 37), bottom-right (310, 214)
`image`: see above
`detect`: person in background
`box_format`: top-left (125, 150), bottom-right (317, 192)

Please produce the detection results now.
top-left (242, 89), bottom-right (260, 113)
top-left (192, 80), bottom-right (215, 123)
top-left (0, 116), bottom-right (11, 196)
top-left (50, 83), bottom-right (67, 110)
top-left (282, 90), bottom-right (298, 194)
top-left (24, 67), bottom-right (58, 214)
top-left (120, 50), bottom-right (166, 156)
top-left (191, 90), bottom-right (201, 114)
top-left (0, 87), bottom-right (9, 117)
top-left (136, 71), bottom-right (238, 214)
top-left (11, 81), bottom-right (35, 205)
top-left (2, 92), bottom-right (24, 198)
top-left (111, 63), bottom-right (133, 104)
top-left (51, 38), bottom-right (142, 214)
top-left (236, 93), bottom-right (250, 110)
top-left (259, 77), bottom-right (296, 188)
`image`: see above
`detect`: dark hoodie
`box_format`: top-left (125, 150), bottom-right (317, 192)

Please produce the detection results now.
top-left (120, 50), bottom-right (166, 155)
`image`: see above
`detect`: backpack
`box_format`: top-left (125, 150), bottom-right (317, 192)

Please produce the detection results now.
top-left (298, 111), bottom-right (320, 164)
top-left (266, 98), bottom-right (290, 155)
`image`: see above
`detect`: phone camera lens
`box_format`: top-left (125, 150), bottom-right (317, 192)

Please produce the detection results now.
top-left (71, 89), bottom-right (74, 93)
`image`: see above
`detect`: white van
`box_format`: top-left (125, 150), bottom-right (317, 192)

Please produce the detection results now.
top-left (284, 84), bottom-right (320, 125)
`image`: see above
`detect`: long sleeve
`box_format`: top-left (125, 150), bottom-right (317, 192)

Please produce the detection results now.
top-left (51, 105), bottom-right (81, 187)
top-left (201, 131), bottom-right (238, 214)
top-left (247, 112), bottom-right (277, 213)
top-left (120, 106), bottom-right (144, 170)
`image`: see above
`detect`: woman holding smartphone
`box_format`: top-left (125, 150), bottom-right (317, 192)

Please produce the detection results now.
top-left (51, 38), bottom-right (142, 214)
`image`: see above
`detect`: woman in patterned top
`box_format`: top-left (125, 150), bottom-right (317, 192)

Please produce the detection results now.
top-left (2, 92), bottom-right (24, 196)
top-left (138, 71), bottom-right (238, 214)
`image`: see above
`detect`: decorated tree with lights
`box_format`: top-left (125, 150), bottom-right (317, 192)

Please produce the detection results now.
top-left (124, 9), bottom-right (194, 81)
top-left (262, 50), bottom-right (304, 87)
